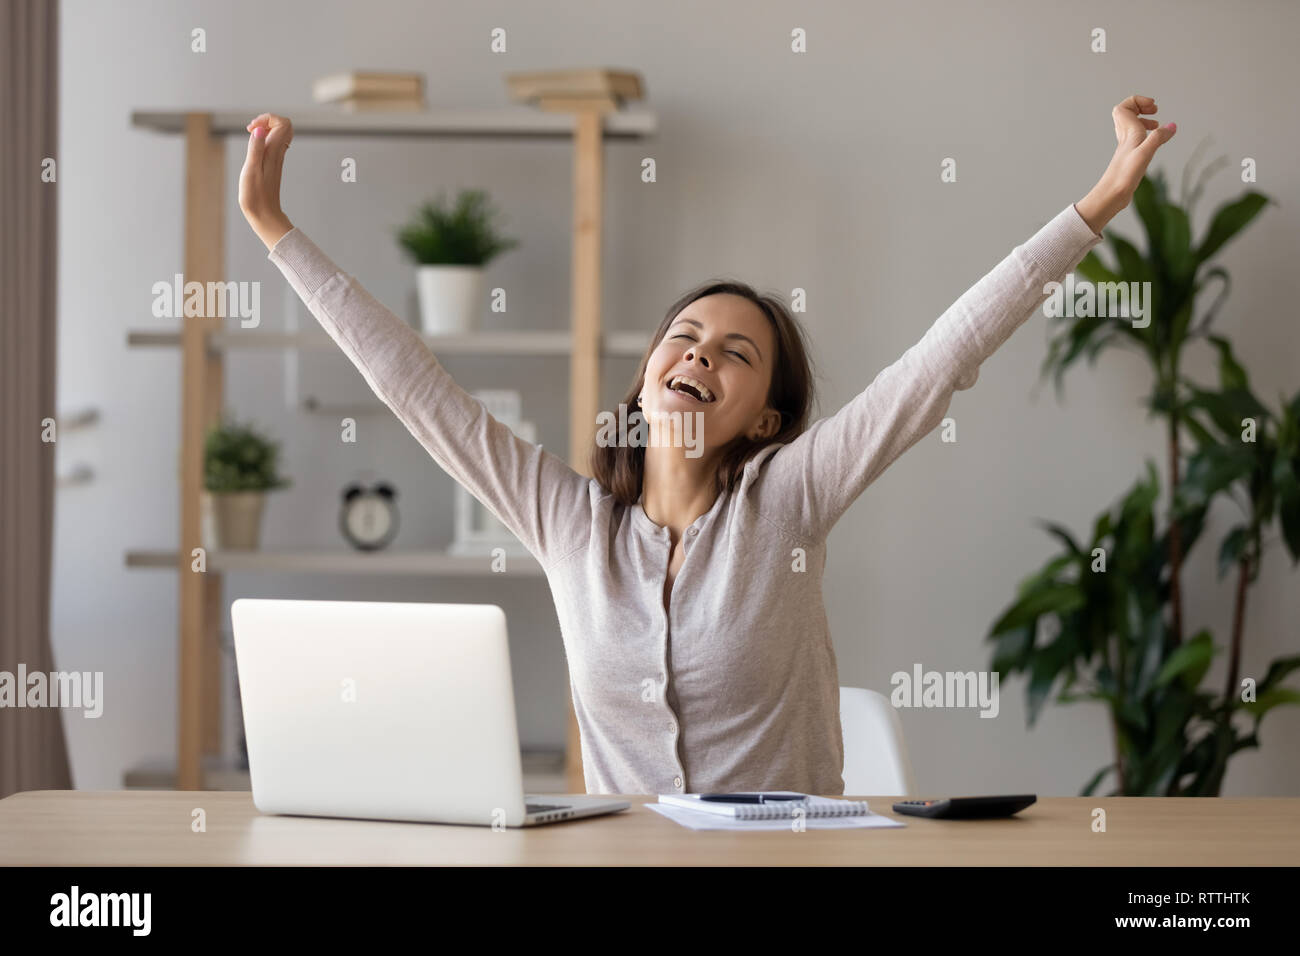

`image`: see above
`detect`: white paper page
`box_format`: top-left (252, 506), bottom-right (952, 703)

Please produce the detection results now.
top-left (647, 803), bottom-right (907, 831)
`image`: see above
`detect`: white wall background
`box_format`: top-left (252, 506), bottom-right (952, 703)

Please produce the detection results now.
top-left (53, 0), bottom-right (1299, 795)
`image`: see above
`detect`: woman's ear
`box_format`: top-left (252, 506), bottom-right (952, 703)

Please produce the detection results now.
top-left (747, 408), bottom-right (783, 441)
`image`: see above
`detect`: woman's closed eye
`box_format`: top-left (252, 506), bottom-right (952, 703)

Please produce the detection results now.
top-left (670, 333), bottom-right (751, 365)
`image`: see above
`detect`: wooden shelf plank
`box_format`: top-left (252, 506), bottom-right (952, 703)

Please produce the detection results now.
top-left (126, 328), bottom-right (649, 357)
top-left (130, 107), bottom-right (656, 140)
top-left (125, 548), bottom-right (544, 577)
top-left (126, 330), bottom-right (183, 347)
top-left (602, 330), bottom-right (648, 358)
top-left (123, 751), bottom-right (569, 793)
top-left (217, 329), bottom-right (570, 355)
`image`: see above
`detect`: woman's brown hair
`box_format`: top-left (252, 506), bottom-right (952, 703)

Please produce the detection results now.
top-left (590, 279), bottom-right (816, 506)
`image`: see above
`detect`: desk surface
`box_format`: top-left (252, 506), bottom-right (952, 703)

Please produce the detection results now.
top-left (2, 791), bottom-right (1297, 866)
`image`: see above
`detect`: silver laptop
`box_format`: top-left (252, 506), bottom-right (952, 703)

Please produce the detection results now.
top-left (230, 598), bottom-right (628, 827)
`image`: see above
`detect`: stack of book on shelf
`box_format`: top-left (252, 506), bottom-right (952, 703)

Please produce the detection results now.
top-left (312, 71), bottom-right (426, 112)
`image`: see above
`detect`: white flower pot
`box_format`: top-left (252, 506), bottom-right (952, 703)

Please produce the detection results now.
top-left (200, 490), bottom-right (266, 550)
top-left (415, 265), bottom-right (484, 334)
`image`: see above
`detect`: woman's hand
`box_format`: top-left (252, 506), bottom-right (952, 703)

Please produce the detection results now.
top-left (238, 113), bottom-right (296, 251)
top-left (1075, 94), bottom-right (1177, 235)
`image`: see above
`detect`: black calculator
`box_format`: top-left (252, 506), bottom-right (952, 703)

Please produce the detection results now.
top-left (892, 795), bottom-right (1037, 819)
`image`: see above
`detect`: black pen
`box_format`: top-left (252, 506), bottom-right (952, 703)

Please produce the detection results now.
top-left (698, 793), bottom-right (808, 803)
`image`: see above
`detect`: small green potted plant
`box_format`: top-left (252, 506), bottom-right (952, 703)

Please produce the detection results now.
top-left (201, 413), bottom-right (292, 550)
top-left (396, 188), bottom-right (520, 334)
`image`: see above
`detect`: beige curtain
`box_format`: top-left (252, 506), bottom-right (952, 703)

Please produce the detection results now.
top-left (1, 0), bottom-right (72, 798)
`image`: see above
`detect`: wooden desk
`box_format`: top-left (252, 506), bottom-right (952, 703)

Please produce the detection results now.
top-left (1, 791), bottom-right (1296, 866)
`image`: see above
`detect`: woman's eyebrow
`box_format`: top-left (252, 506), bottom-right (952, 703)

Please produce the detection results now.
top-left (671, 317), bottom-right (763, 362)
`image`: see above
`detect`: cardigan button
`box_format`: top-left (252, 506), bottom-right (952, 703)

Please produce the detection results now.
top-left (673, 776), bottom-right (683, 789)
top-left (687, 527), bottom-right (698, 536)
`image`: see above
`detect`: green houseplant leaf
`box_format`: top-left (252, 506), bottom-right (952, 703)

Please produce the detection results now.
top-left (1196, 191), bottom-right (1271, 264)
top-left (1239, 687), bottom-right (1300, 720)
top-left (1153, 630), bottom-right (1216, 690)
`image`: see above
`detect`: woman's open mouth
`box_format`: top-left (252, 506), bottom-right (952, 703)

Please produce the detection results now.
top-left (664, 374), bottom-right (716, 404)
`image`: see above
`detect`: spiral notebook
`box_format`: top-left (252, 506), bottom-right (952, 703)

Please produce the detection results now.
top-left (658, 792), bottom-right (870, 818)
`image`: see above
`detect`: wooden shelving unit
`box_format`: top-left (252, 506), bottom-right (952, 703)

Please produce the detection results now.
top-left (125, 69), bottom-right (655, 794)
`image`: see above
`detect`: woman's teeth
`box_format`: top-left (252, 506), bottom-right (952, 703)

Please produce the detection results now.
top-left (666, 374), bottom-right (715, 403)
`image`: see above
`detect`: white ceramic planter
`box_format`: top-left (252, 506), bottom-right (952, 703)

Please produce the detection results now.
top-left (415, 265), bottom-right (485, 334)
top-left (200, 490), bottom-right (266, 550)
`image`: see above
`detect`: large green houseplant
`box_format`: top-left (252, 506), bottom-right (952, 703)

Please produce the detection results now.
top-left (987, 154), bottom-right (1300, 796)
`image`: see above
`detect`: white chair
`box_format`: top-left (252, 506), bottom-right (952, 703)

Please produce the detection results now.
top-left (839, 686), bottom-right (916, 796)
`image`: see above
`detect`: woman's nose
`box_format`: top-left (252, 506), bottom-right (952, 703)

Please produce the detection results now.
top-left (686, 348), bottom-right (711, 369)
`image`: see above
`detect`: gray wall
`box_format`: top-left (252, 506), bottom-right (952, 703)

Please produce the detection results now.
top-left (55, 0), bottom-right (1299, 794)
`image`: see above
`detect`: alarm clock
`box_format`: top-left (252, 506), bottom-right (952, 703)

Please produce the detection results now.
top-left (340, 481), bottom-right (399, 551)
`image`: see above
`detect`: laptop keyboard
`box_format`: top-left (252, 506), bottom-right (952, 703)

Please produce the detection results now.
top-left (525, 802), bottom-right (569, 813)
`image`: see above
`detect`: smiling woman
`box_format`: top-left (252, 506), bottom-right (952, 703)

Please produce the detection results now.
top-left (591, 279), bottom-right (815, 507)
top-left (238, 94), bottom-right (1174, 796)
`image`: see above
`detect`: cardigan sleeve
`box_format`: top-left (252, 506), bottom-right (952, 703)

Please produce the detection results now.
top-left (268, 228), bottom-right (592, 566)
top-left (745, 202), bottom-right (1104, 542)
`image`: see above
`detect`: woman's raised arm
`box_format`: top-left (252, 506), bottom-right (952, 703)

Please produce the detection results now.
top-left (746, 95), bottom-right (1176, 542)
top-left (238, 114), bottom-right (592, 567)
